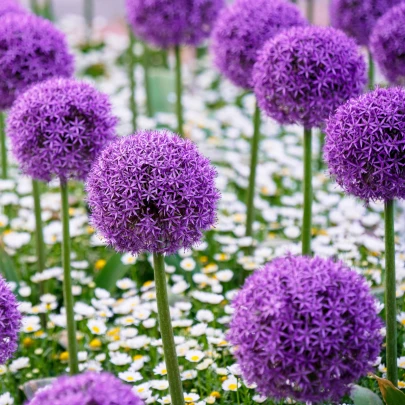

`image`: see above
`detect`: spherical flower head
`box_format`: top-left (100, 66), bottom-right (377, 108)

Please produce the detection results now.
top-left (0, 276), bottom-right (21, 365)
top-left (253, 26), bottom-right (367, 128)
top-left (325, 87), bottom-right (405, 202)
top-left (125, 0), bottom-right (225, 48)
top-left (228, 255), bottom-right (383, 403)
top-left (28, 372), bottom-right (144, 405)
top-left (370, 2), bottom-right (405, 84)
top-left (8, 78), bottom-right (117, 183)
top-left (211, 0), bottom-right (307, 89)
top-left (86, 130), bottom-right (220, 255)
top-left (330, 0), bottom-right (401, 45)
top-left (0, 0), bottom-right (26, 18)
top-left (0, 13), bottom-right (74, 111)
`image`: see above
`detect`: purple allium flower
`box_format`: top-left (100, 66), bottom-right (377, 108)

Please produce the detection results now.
top-left (325, 87), bottom-right (405, 202)
top-left (211, 0), bottom-right (307, 89)
top-left (0, 276), bottom-right (21, 365)
top-left (7, 78), bottom-right (117, 183)
top-left (370, 2), bottom-right (405, 84)
top-left (125, 0), bottom-right (225, 48)
top-left (228, 255), bottom-right (383, 403)
top-left (0, 13), bottom-right (74, 111)
top-left (330, 0), bottom-right (401, 45)
top-left (86, 130), bottom-right (220, 255)
top-left (0, 0), bottom-right (26, 18)
top-left (28, 372), bottom-right (144, 405)
top-left (253, 26), bottom-right (367, 129)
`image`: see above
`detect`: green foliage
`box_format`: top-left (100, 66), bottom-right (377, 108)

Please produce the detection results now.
top-left (94, 253), bottom-right (129, 292)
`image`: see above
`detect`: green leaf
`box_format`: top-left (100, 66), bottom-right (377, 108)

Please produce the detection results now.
top-left (373, 375), bottom-right (405, 405)
top-left (351, 384), bottom-right (383, 405)
top-left (0, 247), bottom-right (19, 284)
top-left (95, 253), bottom-right (130, 292)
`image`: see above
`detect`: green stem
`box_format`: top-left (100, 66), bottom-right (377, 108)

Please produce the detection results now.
top-left (143, 45), bottom-right (153, 117)
top-left (302, 127), bottom-right (313, 256)
top-left (43, 0), bottom-right (54, 21)
top-left (368, 51), bottom-right (374, 90)
top-left (0, 112), bottom-right (6, 179)
top-left (32, 180), bottom-right (46, 288)
top-left (84, 0), bottom-right (94, 41)
top-left (30, 0), bottom-right (41, 14)
top-left (385, 199), bottom-right (398, 386)
top-left (307, 0), bottom-right (314, 23)
top-left (245, 101), bottom-right (261, 239)
top-left (175, 46), bottom-right (184, 137)
top-left (128, 29), bottom-right (137, 132)
top-left (61, 182), bottom-right (79, 375)
top-left (153, 253), bottom-right (184, 405)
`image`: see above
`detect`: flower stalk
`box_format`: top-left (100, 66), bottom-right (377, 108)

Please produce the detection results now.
top-left (368, 51), bottom-right (374, 90)
top-left (302, 127), bottom-right (312, 256)
top-left (128, 29), bottom-right (138, 132)
top-left (60, 181), bottom-right (79, 375)
top-left (175, 46), bottom-right (184, 137)
top-left (0, 112), bottom-right (7, 179)
top-left (153, 252), bottom-right (184, 405)
top-left (385, 199), bottom-right (398, 386)
top-left (245, 101), bottom-right (261, 239)
top-left (143, 45), bottom-right (153, 117)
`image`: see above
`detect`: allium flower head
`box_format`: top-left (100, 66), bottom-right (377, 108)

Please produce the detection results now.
top-left (211, 0), bottom-right (307, 89)
top-left (125, 0), bottom-right (225, 48)
top-left (325, 87), bottom-right (405, 202)
top-left (86, 130), bottom-right (219, 255)
top-left (253, 26), bottom-right (367, 128)
top-left (8, 78), bottom-right (117, 183)
top-left (370, 2), bottom-right (405, 84)
top-left (330, 0), bottom-right (401, 45)
top-left (28, 372), bottom-right (144, 405)
top-left (0, 13), bottom-right (74, 110)
top-left (0, 0), bottom-right (26, 18)
top-left (0, 276), bottom-right (21, 365)
top-left (228, 255), bottom-right (383, 403)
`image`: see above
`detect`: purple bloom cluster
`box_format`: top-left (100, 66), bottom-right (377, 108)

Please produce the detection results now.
top-left (0, 13), bottom-right (74, 111)
top-left (330, 0), bottom-right (401, 45)
top-left (28, 372), bottom-right (144, 405)
top-left (125, 0), bottom-right (225, 48)
top-left (87, 130), bottom-right (219, 255)
top-left (370, 2), bottom-right (405, 84)
top-left (253, 26), bottom-right (367, 128)
top-left (0, 276), bottom-right (21, 365)
top-left (228, 255), bottom-right (383, 403)
top-left (325, 87), bottom-right (405, 202)
top-left (8, 78), bottom-right (117, 183)
top-left (0, 0), bottom-right (26, 18)
top-left (211, 0), bottom-right (307, 89)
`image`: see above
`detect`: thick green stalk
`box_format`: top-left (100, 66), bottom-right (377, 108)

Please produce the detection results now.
top-left (153, 253), bottom-right (184, 405)
top-left (385, 199), bottom-right (398, 386)
top-left (43, 0), bottom-right (54, 21)
top-left (368, 51), bottom-right (374, 90)
top-left (32, 180), bottom-right (46, 278)
top-left (30, 0), bottom-right (41, 14)
top-left (175, 46), bottom-right (184, 137)
top-left (302, 127), bottom-right (313, 256)
top-left (245, 102), bottom-right (261, 239)
top-left (0, 112), bottom-right (6, 179)
top-left (143, 45), bottom-right (153, 117)
top-left (128, 29), bottom-right (137, 132)
top-left (307, 0), bottom-right (314, 23)
top-left (60, 182), bottom-right (79, 375)
top-left (84, 0), bottom-right (94, 41)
